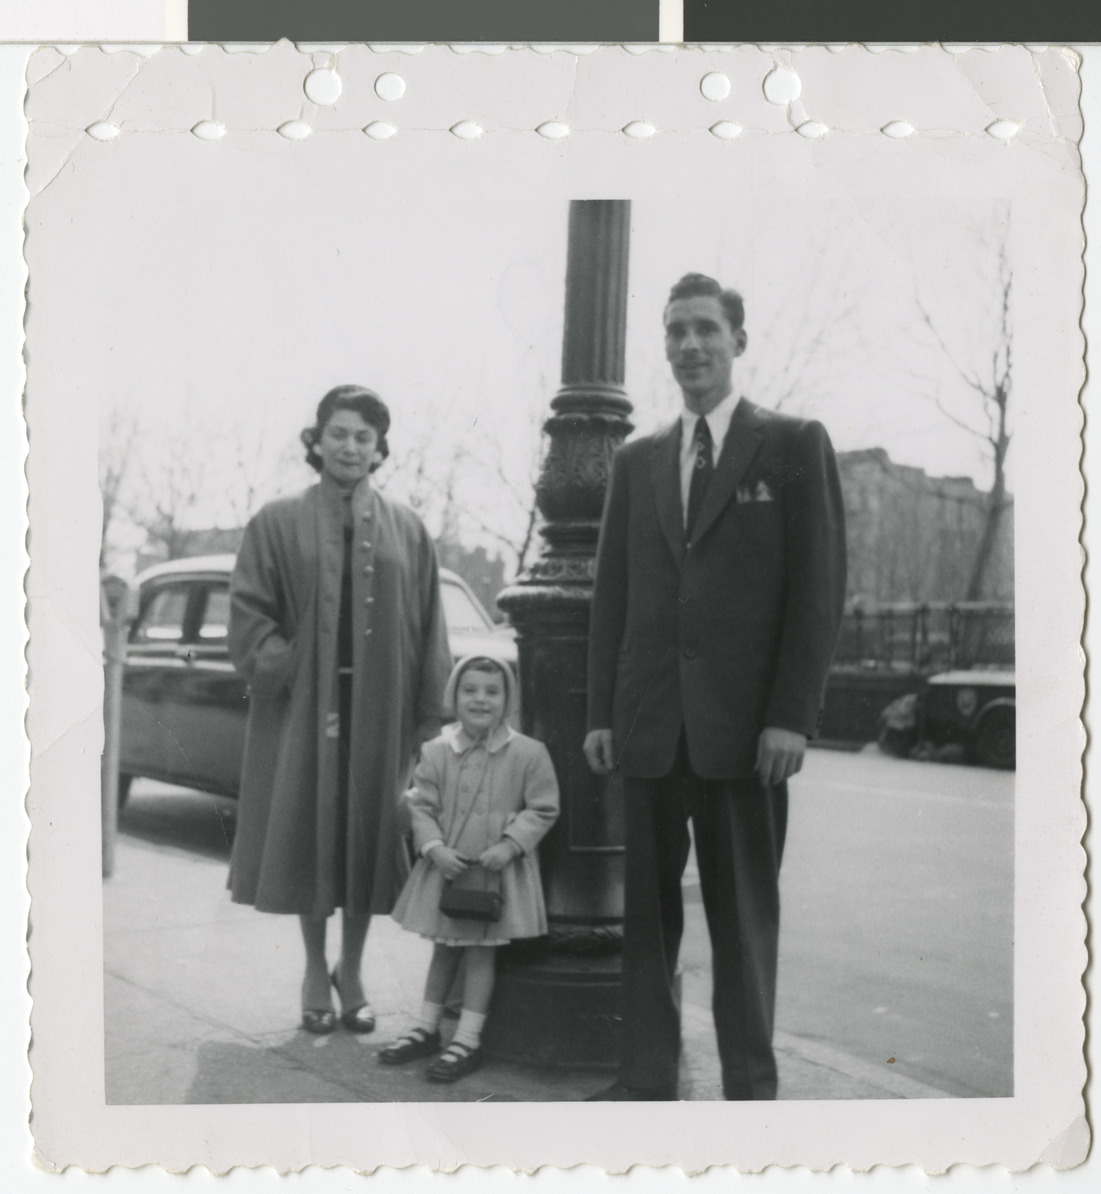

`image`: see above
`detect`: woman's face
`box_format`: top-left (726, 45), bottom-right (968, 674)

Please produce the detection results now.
top-left (316, 409), bottom-right (381, 488)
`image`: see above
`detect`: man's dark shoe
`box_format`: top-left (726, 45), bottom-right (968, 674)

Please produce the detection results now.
top-left (585, 1080), bottom-right (677, 1101)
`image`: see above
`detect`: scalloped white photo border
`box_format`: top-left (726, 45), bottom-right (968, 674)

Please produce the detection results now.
top-left (13, 39), bottom-right (1091, 1180)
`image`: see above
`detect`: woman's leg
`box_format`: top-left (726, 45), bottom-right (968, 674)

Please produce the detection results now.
top-left (299, 915), bottom-right (333, 1011)
top-left (335, 910), bottom-right (371, 1009)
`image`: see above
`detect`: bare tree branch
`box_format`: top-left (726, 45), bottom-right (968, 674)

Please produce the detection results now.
top-left (913, 288), bottom-right (987, 396)
top-left (99, 406), bottom-right (141, 570)
top-left (916, 233), bottom-right (1013, 599)
top-left (932, 393), bottom-right (987, 443)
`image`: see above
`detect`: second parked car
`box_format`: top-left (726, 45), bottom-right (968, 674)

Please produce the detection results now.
top-left (878, 669), bottom-right (1016, 770)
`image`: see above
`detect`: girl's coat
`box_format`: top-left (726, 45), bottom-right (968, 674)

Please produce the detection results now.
top-left (392, 722), bottom-right (560, 943)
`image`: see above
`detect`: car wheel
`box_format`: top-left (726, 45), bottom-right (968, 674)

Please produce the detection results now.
top-left (877, 724), bottom-right (916, 758)
top-left (974, 708), bottom-right (1015, 770)
top-left (117, 773), bottom-right (133, 809)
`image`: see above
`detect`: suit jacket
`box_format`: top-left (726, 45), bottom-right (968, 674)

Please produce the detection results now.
top-left (587, 397), bottom-right (847, 780)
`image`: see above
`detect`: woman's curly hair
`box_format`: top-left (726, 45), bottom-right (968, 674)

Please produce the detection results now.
top-left (301, 384), bottom-right (391, 473)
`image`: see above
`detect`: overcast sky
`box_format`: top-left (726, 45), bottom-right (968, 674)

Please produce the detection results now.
top-left (28, 122), bottom-right (1013, 561)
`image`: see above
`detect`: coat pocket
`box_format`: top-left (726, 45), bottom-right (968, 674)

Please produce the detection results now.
top-left (249, 633), bottom-right (299, 697)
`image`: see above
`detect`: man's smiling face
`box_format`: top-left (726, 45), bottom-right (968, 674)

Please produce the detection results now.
top-left (663, 294), bottom-right (747, 414)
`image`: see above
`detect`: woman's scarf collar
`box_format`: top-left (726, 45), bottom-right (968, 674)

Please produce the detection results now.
top-left (318, 469), bottom-right (377, 525)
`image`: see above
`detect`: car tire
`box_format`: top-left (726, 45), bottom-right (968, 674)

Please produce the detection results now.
top-left (878, 724), bottom-right (916, 758)
top-left (974, 707), bottom-right (1015, 771)
top-left (117, 773), bottom-right (133, 809)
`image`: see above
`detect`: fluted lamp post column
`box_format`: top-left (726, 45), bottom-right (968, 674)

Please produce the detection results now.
top-left (487, 200), bottom-right (633, 1067)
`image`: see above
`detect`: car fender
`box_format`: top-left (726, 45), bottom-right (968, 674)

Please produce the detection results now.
top-left (975, 696), bottom-right (1015, 730)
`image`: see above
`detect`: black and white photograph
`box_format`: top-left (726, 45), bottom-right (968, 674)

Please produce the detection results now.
top-left (23, 43), bottom-right (1085, 1172)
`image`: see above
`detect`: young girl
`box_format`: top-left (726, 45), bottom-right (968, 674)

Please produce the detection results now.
top-left (382, 654), bottom-right (560, 1082)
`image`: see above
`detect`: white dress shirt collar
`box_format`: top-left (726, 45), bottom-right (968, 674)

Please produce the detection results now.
top-left (680, 390), bottom-right (739, 456)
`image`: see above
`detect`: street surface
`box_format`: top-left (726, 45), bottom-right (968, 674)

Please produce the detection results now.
top-left (104, 746), bottom-right (1012, 1102)
top-left (683, 747), bottom-right (1014, 1098)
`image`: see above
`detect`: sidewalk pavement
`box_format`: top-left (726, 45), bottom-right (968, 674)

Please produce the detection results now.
top-left (104, 784), bottom-right (949, 1105)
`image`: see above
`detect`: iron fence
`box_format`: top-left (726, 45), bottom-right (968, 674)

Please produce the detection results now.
top-left (833, 602), bottom-right (1014, 674)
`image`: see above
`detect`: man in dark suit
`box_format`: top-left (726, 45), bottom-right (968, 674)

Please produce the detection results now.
top-left (583, 272), bottom-right (846, 1100)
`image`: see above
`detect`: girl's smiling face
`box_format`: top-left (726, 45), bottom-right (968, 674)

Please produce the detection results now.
top-left (455, 664), bottom-right (508, 737)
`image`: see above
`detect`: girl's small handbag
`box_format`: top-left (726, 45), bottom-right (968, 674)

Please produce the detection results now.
top-left (439, 863), bottom-right (503, 922)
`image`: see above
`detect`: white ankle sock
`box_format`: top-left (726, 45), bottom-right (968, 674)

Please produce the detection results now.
top-left (416, 1001), bottom-right (443, 1033)
top-left (452, 1009), bottom-right (486, 1050)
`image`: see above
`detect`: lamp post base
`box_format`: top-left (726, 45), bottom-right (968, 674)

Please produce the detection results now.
top-left (482, 950), bottom-right (622, 1069)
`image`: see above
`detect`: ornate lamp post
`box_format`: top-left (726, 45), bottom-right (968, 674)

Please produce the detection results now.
top-left (487, 200), bottom-right (634, 1067)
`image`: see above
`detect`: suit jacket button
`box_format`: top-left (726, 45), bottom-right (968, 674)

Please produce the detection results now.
top-left (683, 647), bottom-right (697, 660)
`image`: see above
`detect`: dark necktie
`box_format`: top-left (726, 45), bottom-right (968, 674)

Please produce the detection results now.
top-left (685, 416), bottom-right (714, 542)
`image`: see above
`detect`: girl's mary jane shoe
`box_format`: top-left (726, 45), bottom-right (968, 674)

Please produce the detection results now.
top-left (378, 1027), bottom-right (442, 1065)
top-left (426, 1041), bottom-right (483, 1083)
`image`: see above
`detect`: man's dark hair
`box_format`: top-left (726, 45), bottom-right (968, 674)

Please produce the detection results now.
top-left (301, 384), bottom-right (391, 473)
top-left (666, 273), bottom-right (745, 334)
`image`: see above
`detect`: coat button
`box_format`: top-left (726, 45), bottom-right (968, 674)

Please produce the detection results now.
top-left (683, 647), bottom-right (697, 660)
top-left (364, 628), bottom-right (373, 637)
top-left (364, 564), bottom-right (374, 574)
top-left (361, 541), bottom-right (372, 550)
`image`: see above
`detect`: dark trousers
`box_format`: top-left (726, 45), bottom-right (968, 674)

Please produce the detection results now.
top-left (618, 738), bottom-right (788, 1100)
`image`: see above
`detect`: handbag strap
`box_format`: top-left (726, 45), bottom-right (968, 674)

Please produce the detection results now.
top-left (441, 744), bottom-right (505, 894)
top-left (444, 741), bottom-right (493, 857)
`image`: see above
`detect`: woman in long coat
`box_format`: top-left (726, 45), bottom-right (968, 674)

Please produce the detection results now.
top-left (228, 384), bottom-right (452, 1034)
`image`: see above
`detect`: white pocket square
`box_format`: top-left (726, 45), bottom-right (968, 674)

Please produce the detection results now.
top-left (736, 481), bottom-right (775, 503)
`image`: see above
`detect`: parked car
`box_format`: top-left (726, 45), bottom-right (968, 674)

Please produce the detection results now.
top-left (117, 554), bottom-right (517, 805)
top-left (878, 669), bottom-right (1016, 770)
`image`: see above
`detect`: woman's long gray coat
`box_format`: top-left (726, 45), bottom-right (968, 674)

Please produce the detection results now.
top-left (227, 471), bottom-right (452, 917)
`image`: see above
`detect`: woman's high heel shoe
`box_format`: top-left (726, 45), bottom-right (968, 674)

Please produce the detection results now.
top-left (301, 1008), bottom-right (336, 1035)
top-left (330, 968), bottom-right (376, 1034)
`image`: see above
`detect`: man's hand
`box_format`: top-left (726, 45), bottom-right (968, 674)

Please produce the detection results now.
top-left (583, 729), bottom-right (616, 775)
top-left (479, 840), bottom-right (520, 873)
top-left (755, 727), bottom-right (807, 787)
top-left (426, 844), bottom-right (469, 881)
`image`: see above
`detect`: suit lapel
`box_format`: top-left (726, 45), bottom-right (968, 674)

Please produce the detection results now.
top-left (691, 398), bottom-right (766, 544)
top-left (649, 420), bottom-right (686, 568)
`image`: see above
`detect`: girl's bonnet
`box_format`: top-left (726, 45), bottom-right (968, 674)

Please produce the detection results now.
top-left (443, 652), bottom-right (518, 721)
